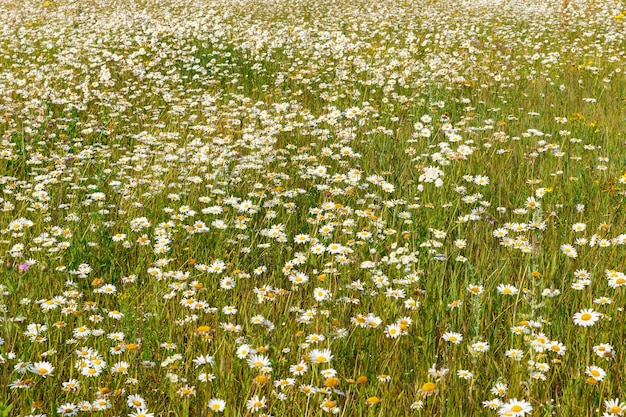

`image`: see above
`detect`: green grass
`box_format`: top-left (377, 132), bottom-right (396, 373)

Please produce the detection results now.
top-left (0, 0), bottom-right (626, 416)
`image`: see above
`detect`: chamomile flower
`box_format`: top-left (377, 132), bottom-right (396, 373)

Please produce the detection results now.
top-left (573, 309), bottom-right (601, 327)
top-left (442, 332), bottom-right (463, 344)
top-left (207, 398), bottom-right (226, 412)
top-left (604, 399), bottom-right (625, 415)
top-left (57, 403), bottom-right (78, 416)
top-left (384, 323), bottom-right (402, 338)
top-left (127, 395), bottom-right (146, 409)
top-left (586, 366), bottom-right (606, 381)
top-left (246, 395), bottom-right (266, 412)
top-left (497, 284), bottom-right (518, 296)
top-left (560, 244), bottom-right (578, 258)
top-left (309, 349), bottom-right (333, 364)
top-left (593, 343), bottom-right (615, 360)
top-left (128, 409), bottom-right (154, 417)
top-left (471, 341), bottom-right (489, 353)
top-left (457, 369), bottom-right (473, 379)
top-left (289, 361), bottom-right (308, 376)
top-left (30, 361), bottom-right (54, 377)
top-left (499, 398), bottom-right (532, 416)
top-left (236, 344), bottom-right (255, 359)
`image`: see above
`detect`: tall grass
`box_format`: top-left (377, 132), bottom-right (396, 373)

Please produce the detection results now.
top-left (0, 0), bottom-right (625, 416)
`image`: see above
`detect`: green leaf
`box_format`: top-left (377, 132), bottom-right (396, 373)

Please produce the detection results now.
top-left (0, 403), bottom-right (13, 417)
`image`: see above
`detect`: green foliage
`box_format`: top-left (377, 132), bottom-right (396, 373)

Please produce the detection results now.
top-left (0, 0), bottom-right (625, 416)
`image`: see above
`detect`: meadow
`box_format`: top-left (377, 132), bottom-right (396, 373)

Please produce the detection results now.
top-left (0, 0), bottom-right (625, 415)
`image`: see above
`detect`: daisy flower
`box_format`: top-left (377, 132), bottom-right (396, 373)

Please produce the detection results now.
top-left (127, 395), bottom-right (146, 409)
top-left (385, 323), bottom-right (402, 338)
top-left (573, 309), bottom-right (601, 327)
top-left (491, 382), bottom-right (508, 397)
top-left (410, 400), bottom-right (424, 410)
top-left (547, 341), bottom-right (567, 356)
top-left (604, 398), bottom-right (625, 415)
top-left (483, 399), bottom-right (503, 409)
top-left (309, 349), bottom-right (333, 364)
top-left (499, 398), bottom-right (532, 416)
top-left (471, 341), bottom-right (489, 352)
top-left (586, 366), bottom-right (606, 382)
top-left (418, 381), bottom-right (437, 397)
top-left (246, 395), bottom-right (266, 412)
top-left (128, 409), bottom-right (155, 417)
top-left (497, 284), bottom-right (518, 296)
top-left (247, 354), bottom-right (271, 369)
top-left (207, 398), bottom-right (226, 413)
top-left (505, 349), bottom-right (524, 361)
top-left (593, 343), bottom-right (615, 360)
top-left (366, 396), bottom-right (381, 406)
top-left (457, 369), bottom-right (473, 379)
top-left (289, 361), bottom-right (308, 376)
top-left (57, 403), bottom-right (78, 416)
top-left (442, 332), bottom-right (463, 344)
top-left (560, 244), bottom-right (578, 258)
top-left (30, 361), bottom-right (54, 377)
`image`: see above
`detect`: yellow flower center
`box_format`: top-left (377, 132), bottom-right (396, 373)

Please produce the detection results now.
top-left (196, 326), bottom-right (211, 334)
top-left (254, 375), bottom-right (268, 384)
top-left (324, 377), bottom-right (339, 387)
top-left (580, 313), bottom-right (592, 321)
top-left (510, 405), bottom-right (523, 412)
top-left (610, 406), bottom-right (622, 414)
top-left (421, 382), bottom-right (436, 392)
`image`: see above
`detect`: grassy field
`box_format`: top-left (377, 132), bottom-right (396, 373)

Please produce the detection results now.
top-left (1, 0), bottom-right (625, 415)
